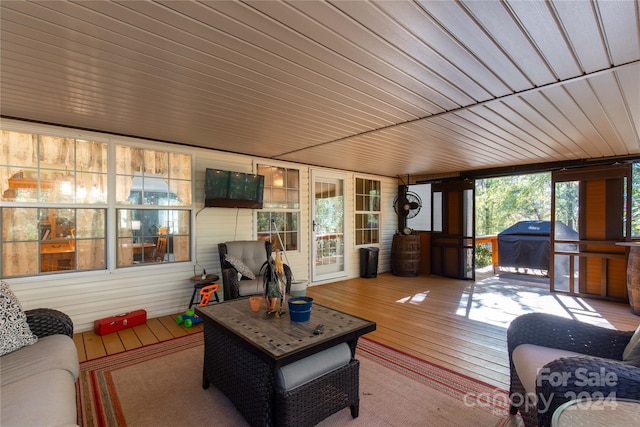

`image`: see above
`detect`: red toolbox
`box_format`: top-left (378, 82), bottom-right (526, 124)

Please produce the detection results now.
top-left (94, 309), bottom-right (147, 335)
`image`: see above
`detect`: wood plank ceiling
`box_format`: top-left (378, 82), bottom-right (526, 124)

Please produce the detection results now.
top-left (1, 0), bottom-right (639, 178)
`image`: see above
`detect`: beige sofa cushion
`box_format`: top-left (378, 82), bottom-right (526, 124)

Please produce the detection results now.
top-left (238, 280), bottom-right (263, 296)
top-left (224, 241), bottom-right (267, 276)
top-left (512, 343), bottom-right (585, 395)
top-left (1, 369), bottom-right (78, 427)
top-left (0, 334), bottom-right (79, 387)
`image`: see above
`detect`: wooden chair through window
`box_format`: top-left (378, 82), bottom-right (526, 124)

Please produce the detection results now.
top-left (153, 227), bottom-right (168, 262)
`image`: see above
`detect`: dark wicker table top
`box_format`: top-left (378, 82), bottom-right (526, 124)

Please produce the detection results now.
top-left (196, 298), bottom-right (376, 362)
top-left (189, 274), bottom-right (219, 284)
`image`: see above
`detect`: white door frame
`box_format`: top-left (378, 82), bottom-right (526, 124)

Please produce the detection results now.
top-left (310, 169), bottom-right (346, 282)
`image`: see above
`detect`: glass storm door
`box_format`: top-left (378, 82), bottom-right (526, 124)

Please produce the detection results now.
top-left (311, 171), bottom-right (345, 282)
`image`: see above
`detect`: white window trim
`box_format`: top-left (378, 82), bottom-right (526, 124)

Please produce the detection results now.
top-left (255, 162), bottom-right (301, 252)
top-left (1, 120), bottom-right (196, 277)
top-left (354, 175), bottom-right (381, 247)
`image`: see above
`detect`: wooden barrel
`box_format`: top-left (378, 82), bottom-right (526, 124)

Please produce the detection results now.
top-left (391, 234), bottom-right (421, 276)
top-left (626, 245), bottom-right (640, 315)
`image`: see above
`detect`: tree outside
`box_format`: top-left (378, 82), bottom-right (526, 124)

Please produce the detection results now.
top-left (633, 163), bottom-right (640, 238)
top-left (475, 173), bottom-right (551, 269)
top-left (474, 163), bottom-right (640, 269)
top-left (475, 173), bottom-right (552, 237)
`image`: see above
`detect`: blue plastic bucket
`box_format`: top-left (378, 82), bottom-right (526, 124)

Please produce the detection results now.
top-left (288, 296), bottom-right (313, 322)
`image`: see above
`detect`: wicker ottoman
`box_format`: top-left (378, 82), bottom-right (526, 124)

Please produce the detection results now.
top-left (275, 359), bottom-right (360, 426)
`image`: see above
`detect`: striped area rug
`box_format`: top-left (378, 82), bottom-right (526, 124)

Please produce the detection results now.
top-left (354, 339), bottom-right (514, 425)
top-left (77, 333), bottom-right (517, 426)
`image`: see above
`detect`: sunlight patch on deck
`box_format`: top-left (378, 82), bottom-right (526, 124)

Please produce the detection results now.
top-left (397, 291), bottom-right (430, 304)
top-left (456, 274), bottom-right (615, 329)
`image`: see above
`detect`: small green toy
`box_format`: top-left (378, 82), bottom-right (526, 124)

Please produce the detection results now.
top-left (175, 309), bottom-right (202, 328)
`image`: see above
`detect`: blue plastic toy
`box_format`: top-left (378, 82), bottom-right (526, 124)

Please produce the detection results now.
top-left (175, 309), bottom-right (202, 328)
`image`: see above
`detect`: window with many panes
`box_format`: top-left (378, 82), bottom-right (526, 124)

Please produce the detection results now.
top-left (115, 146), bottom-right (192, 267)
top-left (1, 131), bottom-right (108, 277)
top-left (0, 129), bottom-right (193, 278)
top-left (355, 177), bottom-right (380, 245)
top-left (256, 165), bottom-right (299, 251)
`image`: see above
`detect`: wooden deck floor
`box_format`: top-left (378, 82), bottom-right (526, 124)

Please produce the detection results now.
top-left (73, 272), bottom-right (639, 390)
top-left (72, 312), bottom-right (204, 363)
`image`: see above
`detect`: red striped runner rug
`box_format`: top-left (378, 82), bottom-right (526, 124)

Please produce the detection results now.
top-left (355, 338), bottom-right (513, 425)
top-left (76, 333), bottom-right (205, 427)
top-left (76, 333), bottom-right (516, 426)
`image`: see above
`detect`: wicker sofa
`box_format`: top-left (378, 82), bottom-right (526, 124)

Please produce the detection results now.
top-left (1, 308), bottom-right (79, 427)
top-left (507, 313), bottom-right (640, 427)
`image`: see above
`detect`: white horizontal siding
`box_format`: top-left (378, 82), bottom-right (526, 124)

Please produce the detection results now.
top-left (4, 120), bottom-right (399, 332)
top-left (9, 263), bottom-right (199, 333)
top-left (307, 170), bottom-right (397, 285)
top-left (284, 165), bottom-right (311, 284)
top-left (380, 178), bottom-right (400, 273)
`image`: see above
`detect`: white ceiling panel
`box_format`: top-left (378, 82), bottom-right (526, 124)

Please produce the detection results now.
top-left (1, 0), bottom-right (638, 178)
top-left (418, 0), bottom-right (535, 93)
top-left (373, 0), bottom-right (513, 99)
top-left (588, 72), bottom-right (640, 153)
top-left (462, 0), bottom-right (559, 85)
top-left (564, 79), bottom-right (628, 156)
top-left (549, 0), bottom-right (611, 73)
top-left (507, 0), bottom-right (582, 80)
top-left (598, 0), bottom-right (640, 65)
top-left (617, 65), bottom-right (640, 142)
top-left (333, 1), bottom-right (494, 103)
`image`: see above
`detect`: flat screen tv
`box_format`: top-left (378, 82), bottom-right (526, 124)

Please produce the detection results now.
top-left (204, 169), bottom-right (265, 209)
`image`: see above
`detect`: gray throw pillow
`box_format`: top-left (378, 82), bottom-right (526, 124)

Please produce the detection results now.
top-left (224, 254), bottom-right (256, 280)
top-left (0, 281), bottom-right (38, 356)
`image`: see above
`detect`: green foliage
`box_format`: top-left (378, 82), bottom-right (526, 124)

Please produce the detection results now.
top-left (476, 164), bottom-right (640, 237)
top-left (474, 163), bottom-right (640, 268)
top-left (554, 181), bottom-right (578, 230)
top-left (315, 197), bottom-right (344, 234)
top-left (633, 163), bottom-right (640, 238)
top-left (475, 173), bottom-right (551, 236)
top-left (475, 244), bottom-right (492, 268)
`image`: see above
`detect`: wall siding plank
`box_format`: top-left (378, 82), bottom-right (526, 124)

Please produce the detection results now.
top-left (4, 122), bottom-right (398, 332)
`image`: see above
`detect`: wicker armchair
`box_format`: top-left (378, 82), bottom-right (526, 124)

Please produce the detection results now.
top-left (25, 308), bottom-right (74, 338)
top-left (218, 240), bottom-right (291, 300)
top-left (507, 313), bottom-right (640, 427)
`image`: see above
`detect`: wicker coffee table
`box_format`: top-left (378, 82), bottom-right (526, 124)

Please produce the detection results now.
top-left (195, 298), bottom-right (376, 427)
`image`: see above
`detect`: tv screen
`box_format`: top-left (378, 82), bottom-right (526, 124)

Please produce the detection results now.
top-left (204, 169), bottom-right (265, 209)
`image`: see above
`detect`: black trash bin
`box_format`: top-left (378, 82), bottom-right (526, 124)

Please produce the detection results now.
top-left (360, 247), bottom-right (379, 278)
